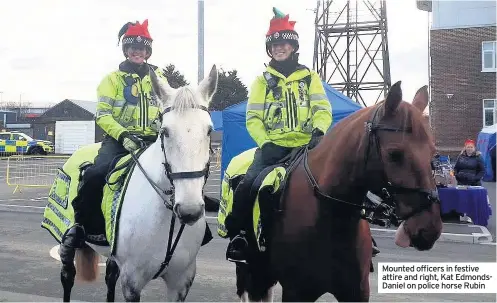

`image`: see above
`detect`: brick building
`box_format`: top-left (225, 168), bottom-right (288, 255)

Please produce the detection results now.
top-left (418, 1), bottom-right (496, 155)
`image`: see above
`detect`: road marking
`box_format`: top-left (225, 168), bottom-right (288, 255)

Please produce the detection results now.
top-left (480, 242), bottom-right (497, 246)
top-left (49, 245), bottom-right (107, 267)
top-left (0, 203), bottom-right (45, 209)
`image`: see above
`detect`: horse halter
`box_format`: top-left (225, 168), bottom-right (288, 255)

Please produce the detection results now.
top-left (362, 104), bottom-right (440, 222)
top-left (130, 104), bottom-right (212, 210)
top-left (303, 103), bottom-right (439, 224)
top-left (158, 105), bottom-right (212, 209)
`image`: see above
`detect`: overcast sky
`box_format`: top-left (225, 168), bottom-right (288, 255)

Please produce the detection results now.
top-left (0, 0), bottom-right (431, 108)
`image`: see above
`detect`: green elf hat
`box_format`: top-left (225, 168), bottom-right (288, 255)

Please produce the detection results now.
top-left (265, 7), bottom-right (299, 55)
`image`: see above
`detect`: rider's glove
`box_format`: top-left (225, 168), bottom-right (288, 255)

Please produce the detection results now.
top-left (150, 118), bottom-right (161, 133)
top-left (120, 133), bottom-right (144, 153)
top-left (308, 128), bottom-right (324, 149)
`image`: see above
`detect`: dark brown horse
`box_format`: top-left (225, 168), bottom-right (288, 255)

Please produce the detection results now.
top-left (231, 82), bottom-right (442, 302)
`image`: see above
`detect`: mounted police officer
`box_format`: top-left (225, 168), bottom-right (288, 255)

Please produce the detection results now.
top-left (224, 8), bottom-right (333, 263)
top-left (59, 19), bottom-right (170, 263)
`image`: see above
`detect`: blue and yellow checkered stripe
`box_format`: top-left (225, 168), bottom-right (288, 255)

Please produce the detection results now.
top-left (0, 140), bottom-right (29, 153)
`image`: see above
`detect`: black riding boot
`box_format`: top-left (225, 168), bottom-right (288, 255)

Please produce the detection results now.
top-left (225, 181), bottom-right (252, 264)
top-left (59, 223), bottom-right (86, 263)
top-left (59, 173), bottom-right (89, 263)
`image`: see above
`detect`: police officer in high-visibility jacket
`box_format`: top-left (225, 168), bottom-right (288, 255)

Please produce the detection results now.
top-left (224, 8), bottom-right (333, 264)
top-left (59, 19), bottom-right (170, 263)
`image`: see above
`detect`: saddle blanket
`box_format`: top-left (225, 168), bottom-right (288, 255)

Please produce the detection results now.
top-left (41, 142), bottom-right (141, 255)
top-left (217, 147), bottom-right (287, 251)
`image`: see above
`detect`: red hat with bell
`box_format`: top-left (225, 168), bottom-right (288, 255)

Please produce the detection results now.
top-left (118, 19), bottom-right (153, 59)
top-left (265, 7), bottom-right (299, 56)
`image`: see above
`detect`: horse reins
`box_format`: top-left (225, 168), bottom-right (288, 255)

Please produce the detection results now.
top-left (303, 103), bottom-right (440, 223)
top-left (127, 104), bottom-right (212, 280)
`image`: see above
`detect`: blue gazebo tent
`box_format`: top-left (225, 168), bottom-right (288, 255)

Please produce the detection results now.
top-left (477, 123), bottom-right (496, 182)
top-left (220, 81), bottom-right (363, 179)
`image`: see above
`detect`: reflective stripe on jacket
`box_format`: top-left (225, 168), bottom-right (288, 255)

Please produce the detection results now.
top-left (96, 65), bottom-right (168, 141)
top-left (246, 65), bottom-right (332, 148)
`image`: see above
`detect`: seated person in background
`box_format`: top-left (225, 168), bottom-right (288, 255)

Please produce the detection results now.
top-left (454, 139), bottom-right (485, 186)
top-left (431, 153), bottom-right (441, 172)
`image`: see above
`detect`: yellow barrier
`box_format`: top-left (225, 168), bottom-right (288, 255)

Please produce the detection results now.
top-left (213, 146), bottom-right (221, 169)
top-left (6, 155), bottom-right (70, 193)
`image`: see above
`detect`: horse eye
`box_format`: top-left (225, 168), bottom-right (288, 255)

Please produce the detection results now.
top-left (388, 150), bottom-right (404, 163)
top-left (162, 127), bottom-right (170, 138)
top-left (207, 126), bottom-right (213, 136)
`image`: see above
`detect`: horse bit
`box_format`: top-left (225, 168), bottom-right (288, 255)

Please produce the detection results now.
top-left (303, 103), bottom-right (440, 227)
top-left (128, 104), bottom-right (212, 279)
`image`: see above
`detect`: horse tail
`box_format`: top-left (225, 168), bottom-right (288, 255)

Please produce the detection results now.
top-left (75, 246), bottom-right (99, 282)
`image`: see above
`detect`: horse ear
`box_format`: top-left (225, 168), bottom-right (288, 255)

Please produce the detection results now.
top-left (150, 68), bottom-right (175, 107)
top-left (384, 81), bottom-right (402, 115)
top-left (198, 64), bottom-right (218, 104)
top-left (412, 85), bottom-right (429, 113)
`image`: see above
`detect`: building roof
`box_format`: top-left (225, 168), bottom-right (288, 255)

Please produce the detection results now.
top-left (68, 99), bottom-right (97, 115)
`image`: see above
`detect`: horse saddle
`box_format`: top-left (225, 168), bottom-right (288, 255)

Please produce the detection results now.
top-left (248, 146), bottom-right (307, 205)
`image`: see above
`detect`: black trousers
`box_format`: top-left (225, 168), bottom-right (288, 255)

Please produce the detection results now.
top-left (227, 144), bottom-right (293, 236)
top-left (72, 136), bottom-right (129, 226)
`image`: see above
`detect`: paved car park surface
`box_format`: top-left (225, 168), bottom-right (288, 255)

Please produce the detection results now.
top-left (0, 155), bottom-right (494, 301)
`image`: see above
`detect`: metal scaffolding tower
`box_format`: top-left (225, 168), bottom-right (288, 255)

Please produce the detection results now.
top-left (313, 0), bottom-right (391, 106)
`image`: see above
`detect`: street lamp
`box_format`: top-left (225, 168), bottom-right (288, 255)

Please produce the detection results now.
top-left (198, 0), bottom-right (204, 84)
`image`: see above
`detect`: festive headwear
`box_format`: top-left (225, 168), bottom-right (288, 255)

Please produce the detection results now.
top-left (265, 7), bottom-right (299, 56)
top-left (464, 139), bottom-right (475, 146)
top-left (118, 19), bottom-right (153, 59)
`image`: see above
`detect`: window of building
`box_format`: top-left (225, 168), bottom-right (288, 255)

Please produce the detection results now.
top-left (483, 99), bottom-right (497, 126)
top-left (482, 41), bottom-right (497, 72)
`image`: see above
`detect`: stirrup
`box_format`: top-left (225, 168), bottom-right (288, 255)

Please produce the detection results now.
top-left (226, 234), bottom-right (249, 264)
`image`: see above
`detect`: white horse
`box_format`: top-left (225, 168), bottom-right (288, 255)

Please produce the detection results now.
top-left (69, 65), bottom-right (219, 302)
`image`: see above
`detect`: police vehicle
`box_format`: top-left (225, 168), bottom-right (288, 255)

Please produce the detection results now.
top-left (0, 131), bottom-right (54, 155)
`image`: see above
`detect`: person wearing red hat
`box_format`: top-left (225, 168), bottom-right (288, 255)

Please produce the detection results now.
top-left (454, 139), bottom-right (485, 186)
top-left (224, 8), bottom-right (333, 263)
top-left (58, 19), bottom-right (172, 264)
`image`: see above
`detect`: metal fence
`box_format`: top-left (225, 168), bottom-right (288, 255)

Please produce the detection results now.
top-left (2, 147), bottom-right (222, 194)
top-left (6, 155), bottom-right (69, 193)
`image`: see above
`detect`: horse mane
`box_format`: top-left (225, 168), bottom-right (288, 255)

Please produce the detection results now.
top-left (170, 86), bottom-right (200, 113)
top-left (312, 99), bottom-right (434, 193)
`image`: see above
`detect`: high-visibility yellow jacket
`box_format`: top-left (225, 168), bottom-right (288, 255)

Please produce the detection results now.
top-left (95, 64), bottom-right (168, 141)
top-left (246, 65), bottom-right (332, 148)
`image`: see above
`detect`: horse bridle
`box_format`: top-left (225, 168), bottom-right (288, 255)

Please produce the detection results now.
top-left (128, 103), bottom-right (212, 280)
top-left (130, 104), bottom-right (212, 210)
top-left (304, 103), bottom-right (440, 224)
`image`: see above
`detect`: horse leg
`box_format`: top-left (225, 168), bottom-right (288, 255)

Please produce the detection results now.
top-left (120, 267), bottom-right (146, 302)
top-left (260, 284), bottom-right (276, 302)
top-left (105, 258), bottom-right (120, 302)
top-left (162, 261), bottom-right (196, 302)
top-left (333, 282), bottom-right (369, 302)
top-left (281, 286), bottom-right (321, 302)
top-left (60, 259), bottom-right (76, 302)
top-left (59, 226), bottom-right (85, 302)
